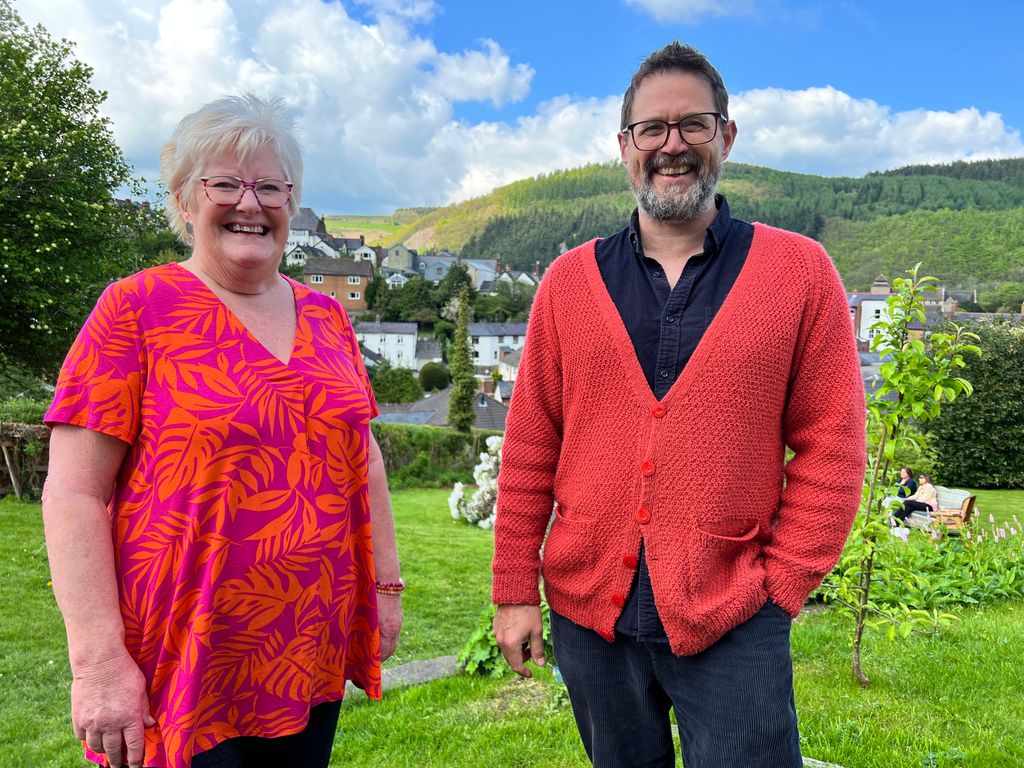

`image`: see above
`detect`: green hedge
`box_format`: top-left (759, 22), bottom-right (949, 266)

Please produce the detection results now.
top-left (0, 397), bottom-right (48, 424)
top-left (371, 422), bottom-right (501, 489)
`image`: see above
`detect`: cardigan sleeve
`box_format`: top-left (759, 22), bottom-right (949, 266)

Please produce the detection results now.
top-left (764, 244), bottom-right (866, 616)
top-left (491, 261), bottom-right (566, 605)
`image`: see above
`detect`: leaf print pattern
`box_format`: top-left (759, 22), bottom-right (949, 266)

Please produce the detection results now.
top-left (46, 263), bottom-right (381, 768)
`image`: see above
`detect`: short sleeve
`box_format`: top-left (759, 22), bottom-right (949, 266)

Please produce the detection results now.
top-left (338, 307), bottom-right (378, 420)
top-left (45, 282), bottom-right (145, 444)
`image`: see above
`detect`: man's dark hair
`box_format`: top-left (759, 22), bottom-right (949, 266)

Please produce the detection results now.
top-left (620, 42), bottom-right (729, 130)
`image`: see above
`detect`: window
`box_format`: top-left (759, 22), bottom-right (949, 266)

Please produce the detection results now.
top-left (493, 351), bottom-right (498, 360)
top-left (473, 350), bottom-right (479, 359)
top-left (310, 274), bottom-right (323, 284)
top-left (348, 291), bottom-right (361, 301)
top-left (348, 276), bottom-right (361, 285)
top-left (330, 291), bottom-right (336, 298)
top-left (512, 336), bottom-right (519, 344)
top-left (472, 337), bottom-right (479, 344)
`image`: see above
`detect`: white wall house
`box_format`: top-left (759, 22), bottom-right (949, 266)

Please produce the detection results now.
top-left (351, 245), bottom-right (378, 264)
top-left (354, 321), bottom-right (418, 368)
top-left (469, 322), bottom-right (527, 368)
top-left (848, 293), bottom-right (890, 344)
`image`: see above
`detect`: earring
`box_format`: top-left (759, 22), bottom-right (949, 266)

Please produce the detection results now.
top-left (184, 221), bottom-right (194, 248)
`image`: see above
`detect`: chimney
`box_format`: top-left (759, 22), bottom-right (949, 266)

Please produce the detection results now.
top-left (534, 260), bottom-right (542, 278)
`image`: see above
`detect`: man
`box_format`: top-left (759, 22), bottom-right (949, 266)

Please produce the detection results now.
top-left (492, 42), bottom-right (865, 767)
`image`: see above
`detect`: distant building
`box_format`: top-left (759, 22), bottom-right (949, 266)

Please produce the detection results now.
top-left (354, 320), bottom-right (418, 369)
top-left (374, 385), bottom-right (508, 430)
top-left (383, 243), bottom-right (417, 272)
top-left (303, 258), bottom-right (372, 312)
top-left (469, 322), bottom-right (527, 368)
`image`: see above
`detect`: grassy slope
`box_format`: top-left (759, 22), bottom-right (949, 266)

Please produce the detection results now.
top-left (4, 489), bottom-right (1023, 767)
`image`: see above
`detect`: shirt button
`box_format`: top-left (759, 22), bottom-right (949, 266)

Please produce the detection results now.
top-left (611, 593), bottom-right (625, 608)
top-left (651, 404), bottom-right (667, 418)
top-left (652, 271), bottom-right (662, 278)
top-left (622, 554), bottom-right (638, 568)
top-left (640, 460), bottom-right (655, 477)
top-left (635, 507), bottom-right (652, 524)
top-left (666, 315), bottom-right (676, 324)
top-left (659, 369), bottom-right (669, 378)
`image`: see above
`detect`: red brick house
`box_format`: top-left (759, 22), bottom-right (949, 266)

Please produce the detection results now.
top-left (303, 257), bottom-right (373, 312)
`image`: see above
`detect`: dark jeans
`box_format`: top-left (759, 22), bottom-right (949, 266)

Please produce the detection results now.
top-left (893, 499), bottom-right (933, 523)
top-left (550, 600), bottom-right (801, 768)
top-left (188, 699), bottom-right (342, 768)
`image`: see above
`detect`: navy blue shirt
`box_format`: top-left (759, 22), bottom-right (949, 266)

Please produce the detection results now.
top-left (595, 195), bottom-right (754, 641)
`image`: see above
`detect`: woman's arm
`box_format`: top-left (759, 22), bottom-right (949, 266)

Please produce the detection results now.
top-left (42, 424), bottom-right (154, 768)
top-left (367, 433), bottom-right (402, 661)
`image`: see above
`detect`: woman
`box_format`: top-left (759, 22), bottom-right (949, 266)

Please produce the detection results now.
top-left (896, 466), bottom-right (918, 498)
top-left (42, 94), bottom-right (402, 768)
top-left (892, 473), bottom-right (938, 526)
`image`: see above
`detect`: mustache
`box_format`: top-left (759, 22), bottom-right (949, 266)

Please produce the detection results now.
top-left (644, 152), bottom-right (704, 177)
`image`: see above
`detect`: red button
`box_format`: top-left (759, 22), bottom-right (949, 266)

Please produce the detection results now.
top-left (622, 554), bottom-right (638, 568)
top-left (599, 629), bottom-right (615, 642)
top-left (611, 593), bottom-right (625, 607)
top-left (635, 507), bottom-right (652, 524)
top-left (651, 403), bottom-right (667, 418)
top-left (640, 460), bottom-right (655, 476)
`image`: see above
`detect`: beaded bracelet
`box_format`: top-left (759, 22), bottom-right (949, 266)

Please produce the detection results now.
top-left (375, 579), bottom-right (405, 596)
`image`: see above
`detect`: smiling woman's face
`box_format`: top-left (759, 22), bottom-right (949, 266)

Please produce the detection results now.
top-left (180, 143), bottom-right (290, 278)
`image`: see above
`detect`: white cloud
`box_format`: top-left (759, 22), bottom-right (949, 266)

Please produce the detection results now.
top-left (729, 86), bottom-right (1024, 176)
top-left (623, 0), bottom-right (755, 23)
top-left (13, 1), bottom-right (1024, 213)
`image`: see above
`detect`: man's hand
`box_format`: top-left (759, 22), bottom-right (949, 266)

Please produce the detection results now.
top-left (70, 649), bottom-right (155, 768)
top-left (378, 593), bottom-right (403, 661)
top-left (494, 604), bottom-right (545, 678)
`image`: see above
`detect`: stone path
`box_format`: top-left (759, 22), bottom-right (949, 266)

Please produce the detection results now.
top-left (346, 654), bottom-right (844, 767)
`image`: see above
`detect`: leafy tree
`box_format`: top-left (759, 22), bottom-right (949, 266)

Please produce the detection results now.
top-left (928, 322), bottom-right (1024, 487)
top-left (419, 361), bottom-right (449, 392)
top-left (435, 263), bottom-right (474, 306)
top-left (820, 265), bottom-right (979, 686)
top-left (447, 288), bottom-right (476, 432)
top-left (370, 362), bottom-right (423, 404)
top-left (0, 1), bottom-right (163, 376)
top-left (977, 282), bottom-right (1024, 313)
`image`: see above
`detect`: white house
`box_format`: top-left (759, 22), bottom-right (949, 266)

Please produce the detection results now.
top-left (351, 245), bottom-right (378, 264)
top-left (469, 322), bottom-right (527, 368)
top-left (354, 321), bottom-right (418, 369)
top-left (462, 258), bottom-right (498, 290)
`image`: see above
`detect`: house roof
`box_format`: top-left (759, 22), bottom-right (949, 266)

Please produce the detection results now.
top-left (289, 207), bottom-right (324, 234)
top-left (360, 345), bottom-right (385, 365)
top-left (415, 339), bottom-right (442, 359)
top-left (355, 321), bottom-right (417, 335)
top-left (500, 347), bottom-right (523, 367)
top-left (847, 292), bottom-right (889, 308)
top-left (373, 385), bottom-right (508, 430)
top-left (469, 322), bottom-right (528, 336)
top-left (303, 257), bottom-right (372, 277)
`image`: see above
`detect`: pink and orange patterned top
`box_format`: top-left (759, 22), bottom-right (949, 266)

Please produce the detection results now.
top-left (46, 263), bottom-right (382, 768)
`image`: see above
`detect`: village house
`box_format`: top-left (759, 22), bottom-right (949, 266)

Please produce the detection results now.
top-left (354, 320), bottom-right (418, 369)
top-left (303, 257), bottom-right (372, 312)
top-left (469, 322), bottom-right (527, 369)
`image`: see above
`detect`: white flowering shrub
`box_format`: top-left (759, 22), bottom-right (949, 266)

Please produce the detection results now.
top-left (449, 435), bottom-right (503, 529)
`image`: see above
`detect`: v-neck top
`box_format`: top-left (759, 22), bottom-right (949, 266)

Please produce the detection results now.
top-left (46, 262), bottom-right (382, 768)
top-left (493, 224), bottom-right (866, 656)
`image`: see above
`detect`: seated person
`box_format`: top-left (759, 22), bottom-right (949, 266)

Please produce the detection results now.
top-left (896, 466), bottom-right (918, 498)
top-left (892, 473), bottom-right (938, 526)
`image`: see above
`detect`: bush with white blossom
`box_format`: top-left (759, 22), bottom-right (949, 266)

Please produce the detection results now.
top-left (449, 435), bottom-right (503, 529)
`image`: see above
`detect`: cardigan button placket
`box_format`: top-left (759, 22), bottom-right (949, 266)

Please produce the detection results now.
top-left (651, 403), bottom-right (667, 418)
top-left (622, 554), bottom-right (639, 568)
top-left (599, 628), bottom-right (615, 642)
top-left (610, 593), bottom-right (625, 608)
top-left (640, 460), bottom-right (655, 476)
top-left (635, 507), bottom-right (652, 524)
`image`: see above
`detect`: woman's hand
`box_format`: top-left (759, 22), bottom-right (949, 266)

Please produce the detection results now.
top-left (377, 594), bottom-right (403, 661)
top-left (71, 649), bottom-right (155, 768)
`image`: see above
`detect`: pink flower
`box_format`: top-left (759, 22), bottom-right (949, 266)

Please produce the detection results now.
top-left (989, 513), bottom-right (996, 523)
top-left (966, 530), bottom-right (972, 540)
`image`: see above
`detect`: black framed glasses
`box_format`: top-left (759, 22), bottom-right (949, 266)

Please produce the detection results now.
top-left (623, 112), bottom-right (725, 151)
top-left (200, 176), bottom-right (293, 209)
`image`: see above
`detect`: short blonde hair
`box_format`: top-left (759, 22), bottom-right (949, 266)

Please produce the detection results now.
top-left (160, 94), bottom-right (303, 242)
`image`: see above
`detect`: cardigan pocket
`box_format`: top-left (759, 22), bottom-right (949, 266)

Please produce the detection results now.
top-left (687, 520), bottom-right (763, 609)
top-left (541, 506), bottom-right (597, 585)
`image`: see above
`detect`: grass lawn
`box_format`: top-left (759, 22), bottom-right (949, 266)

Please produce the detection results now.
top-left (3, 488), bottom-right (1023, 767)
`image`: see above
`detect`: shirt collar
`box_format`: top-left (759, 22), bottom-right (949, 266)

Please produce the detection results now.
top-left (628, 193), bottom-right (733, 257)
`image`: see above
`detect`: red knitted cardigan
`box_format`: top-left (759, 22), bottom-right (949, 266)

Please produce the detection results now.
top-left (492, 224), bottom-right (866, 655)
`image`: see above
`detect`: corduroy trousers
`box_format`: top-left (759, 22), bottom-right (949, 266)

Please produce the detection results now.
top-left (550, 600), bottom-right (802, 768)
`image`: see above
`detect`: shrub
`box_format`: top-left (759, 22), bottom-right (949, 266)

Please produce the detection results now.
top-left (0, 397), bottom-right (47, 424)
top-left (419, 362), bottom-right (449, 392)
top-left (449, 435), bottom-right (502, 529)
top-left (370, 422), bottom-right (502, 489)
top-left (371, 363), bottom-right (423, 404)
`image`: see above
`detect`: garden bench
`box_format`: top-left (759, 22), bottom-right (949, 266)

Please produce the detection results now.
top-left (905, 486), bottom-right (977, 531)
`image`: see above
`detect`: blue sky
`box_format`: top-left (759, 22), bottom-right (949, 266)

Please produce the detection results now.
top-left (18, 0), bottom-right (1024, 214)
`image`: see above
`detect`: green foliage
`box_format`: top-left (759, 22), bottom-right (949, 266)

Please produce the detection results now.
top-left (929, 322), bottom-right (1024, 487)
top-left (0, 2), bottom-right (169, 376)
top-left (827, 264), bottom-right (980, 684)
top-left (419, 361), bottom-right (449, 392)
top-left (458, 601), bottom-right (552, 677)
top-left (448, 288), bottom-right (476, 433)
top-left (370, 362), bottom-right (423, 404)
top-left (977, 282), bottom-right (1024, 313)
top-left (370, 422), bottom-right (502, 489)
top-left (0, 397), bottom-right (47, 424)
top-left (472, 280), bottom-right (535, 322)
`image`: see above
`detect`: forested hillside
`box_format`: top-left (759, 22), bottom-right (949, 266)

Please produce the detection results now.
top-left (378, 157), bottom-right (1024, 292)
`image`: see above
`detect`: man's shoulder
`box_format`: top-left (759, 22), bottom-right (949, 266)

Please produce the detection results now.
top-left (751, 222), bottom-right (824, 253)
top-left (542, 239), bottom-right (600, 283)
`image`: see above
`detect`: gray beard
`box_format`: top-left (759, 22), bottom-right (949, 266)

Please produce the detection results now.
top-left (631, 158), bottom-right (719, 222)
